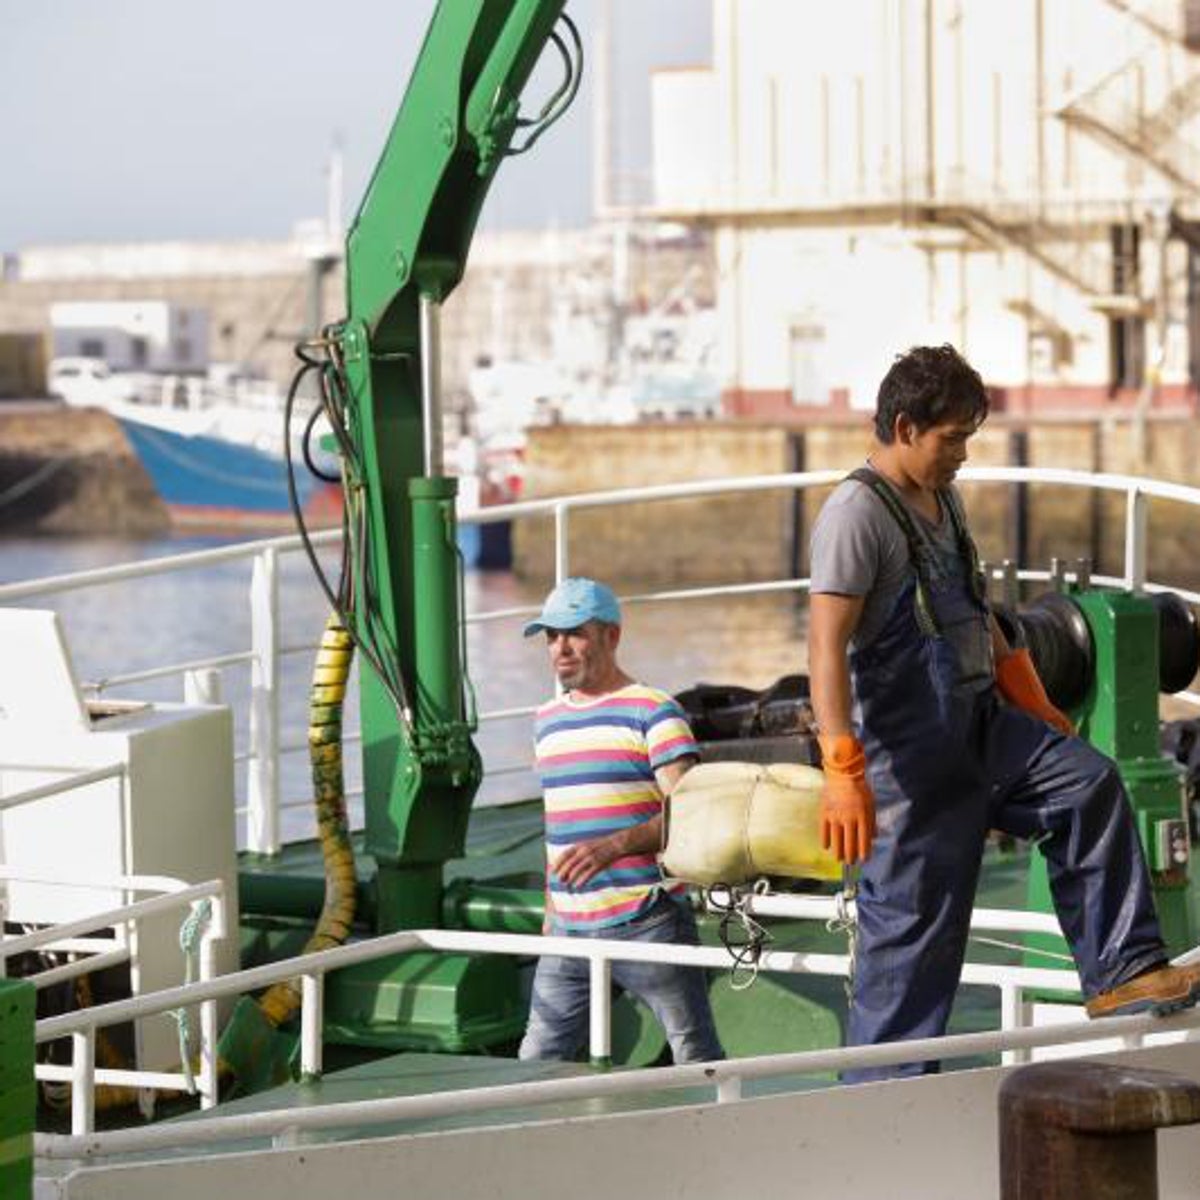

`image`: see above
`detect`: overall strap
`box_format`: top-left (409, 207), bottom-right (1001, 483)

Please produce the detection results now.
top-left (938, 485), bottom-right (989, 609)
top-left (846, 467), bottom-right (940, 636)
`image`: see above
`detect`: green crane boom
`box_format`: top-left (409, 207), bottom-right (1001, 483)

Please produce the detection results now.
top-left (337, 0), bottom-right (567, 932)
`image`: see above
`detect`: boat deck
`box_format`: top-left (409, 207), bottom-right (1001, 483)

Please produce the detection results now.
top-left (235, 801), bottom-right (1047, 1071)
top-left (40, 1041), bottom-right (1200, 1200)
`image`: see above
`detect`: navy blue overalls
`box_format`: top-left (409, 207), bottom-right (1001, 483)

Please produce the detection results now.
top-left (843, 467), bottom-right (1167, 1081)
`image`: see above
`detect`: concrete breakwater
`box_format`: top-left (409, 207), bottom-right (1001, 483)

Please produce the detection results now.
top-left (512, 418), bottom-right (1200, 592)
top-left (0, 404), bottom-right (168, 536)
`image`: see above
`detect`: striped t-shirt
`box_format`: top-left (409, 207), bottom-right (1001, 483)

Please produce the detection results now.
top-left (535, 683), bottom-right (699, 932)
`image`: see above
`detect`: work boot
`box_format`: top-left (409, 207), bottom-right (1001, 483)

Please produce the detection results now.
top-left (1085, 963), bottom-right (1200, 1019)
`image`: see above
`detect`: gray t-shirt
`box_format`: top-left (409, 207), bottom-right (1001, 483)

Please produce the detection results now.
top-left (810, 472), bottom-right (991, 683)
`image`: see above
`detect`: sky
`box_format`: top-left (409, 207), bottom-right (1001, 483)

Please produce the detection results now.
top-left (0, 0), bottom-right (711, 251)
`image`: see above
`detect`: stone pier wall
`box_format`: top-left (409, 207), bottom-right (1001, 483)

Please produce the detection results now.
top-left (513, 424), bottom-right (803, 586)
top-left (513, 417), bottom-right (1200, 590)
top-left (0, 404), bottom-right (168, 535)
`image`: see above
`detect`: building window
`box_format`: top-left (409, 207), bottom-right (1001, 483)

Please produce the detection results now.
top-left (789, 321), bottom-right (827, 406)
top-left (80, 338), bottom-right (104, 358)
top-left (131, 337), bottom-right (148, 368)
top-left (1109, 223), bottom-right (1144, 391)
top-left (175, 338), bottom-right (193, 364)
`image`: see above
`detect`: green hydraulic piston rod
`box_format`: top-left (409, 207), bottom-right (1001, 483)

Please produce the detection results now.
top-left (332, 0), bottom-right (568, 932)
top-left (1026, 588), bottom-right (1194, 971)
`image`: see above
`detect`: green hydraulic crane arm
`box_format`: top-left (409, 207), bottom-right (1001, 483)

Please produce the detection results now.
top-left (348, 0), bottom-right (567, 332)
top-left (332, 0), bottom-right (570, 932)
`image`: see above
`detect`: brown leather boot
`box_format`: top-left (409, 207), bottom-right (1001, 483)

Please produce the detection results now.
top-left (1085, 963), bottom-right (1200, 1019)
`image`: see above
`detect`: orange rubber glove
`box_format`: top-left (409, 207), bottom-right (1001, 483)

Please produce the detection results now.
top-left (995, 647), bottom-right (1073, 736)
top-left (817, 733), bottom-right (876, 865)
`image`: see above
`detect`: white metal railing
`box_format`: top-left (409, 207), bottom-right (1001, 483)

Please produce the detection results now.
top-left (0, 465), bottom-right (1193, 1165)
top-left (38, 1000), bottom-right (1200, 1162)
top-left (31, 894), bottom-right (1129, 1153)
top-left (0, 763), bottom-right (126, 815)
top-left (3, 873), bottom-right (228, 1134)
top-left (2, 467), bottom-right (1198, 856)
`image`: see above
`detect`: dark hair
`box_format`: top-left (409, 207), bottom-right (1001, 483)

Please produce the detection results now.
top-left (873, 344), bottom-right (989, 443)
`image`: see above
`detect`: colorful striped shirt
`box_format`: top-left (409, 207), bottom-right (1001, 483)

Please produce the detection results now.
top-left (535, 683), bottom-right (699, 932)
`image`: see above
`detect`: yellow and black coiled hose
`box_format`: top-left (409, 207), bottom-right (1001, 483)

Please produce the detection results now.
top-left (258, 615), bottom-right (357, 1028)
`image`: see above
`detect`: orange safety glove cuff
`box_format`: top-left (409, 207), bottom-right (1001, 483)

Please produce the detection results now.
top-left (995, 647), bottom-right (1073, 736)
top-left (817, 732), bottom-right (867, 778)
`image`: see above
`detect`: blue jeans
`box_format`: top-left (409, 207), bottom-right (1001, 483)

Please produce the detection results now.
top-left (519, 893), bottom-right (724, 1064)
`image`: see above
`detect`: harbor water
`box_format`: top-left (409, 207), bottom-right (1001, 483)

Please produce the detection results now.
top-left (0, 533), bottom-right (809, 846)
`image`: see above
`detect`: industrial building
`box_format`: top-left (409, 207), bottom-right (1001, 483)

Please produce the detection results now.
top-left (646, 0), bottom-right (1200, 417)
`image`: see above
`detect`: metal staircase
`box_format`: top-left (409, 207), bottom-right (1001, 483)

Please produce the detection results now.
top-left (935, 0), bottom-right (1200, 303)
top-left (939, 200), bottom-right (1119, 302)
top-left (1056, 0), bottom-right (1200, 194)
top-left (1056, 56), bottom-right (1200, 194)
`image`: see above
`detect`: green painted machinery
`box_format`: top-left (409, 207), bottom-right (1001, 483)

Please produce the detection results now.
top-left (339, 0), bottom-right (568, 932)
top-left (290, 0), bottom-right (571, 1055)
top-left (0, 979), bottom-right (35, 1200)
top-left (1019, 585), bottom-right (1199, 972)
top-left (230, 0), bottom-right (1200, 1070)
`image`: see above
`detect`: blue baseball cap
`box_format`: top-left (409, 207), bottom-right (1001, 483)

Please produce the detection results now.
top-left (523, 577), bottom-right (622, 637)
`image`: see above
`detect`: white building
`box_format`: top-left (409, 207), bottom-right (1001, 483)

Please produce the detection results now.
top-left (647, 0), bottom-right (1200, 418)
top-left (50, 300), bottom-right (210, 374)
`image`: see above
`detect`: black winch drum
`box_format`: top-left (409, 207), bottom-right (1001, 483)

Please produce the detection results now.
top-left (993, 592), bottom-right (1095, 712)
top-left (994, 590), bottom-right (1200, 709)
top-left (1152, 591), bottom-right (1200, 694)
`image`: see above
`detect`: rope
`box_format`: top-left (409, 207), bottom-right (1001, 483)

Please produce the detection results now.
top-left (171, 898), bottom-right (213, 1095)
top-left (0, 455), bottom-right (73, 508)
top-left (706, 879), bottom-right (773, 991)
top-left (968, 933), bottom-right (1076, 964)
top-left (826, 868), bottom-right (858, 1003)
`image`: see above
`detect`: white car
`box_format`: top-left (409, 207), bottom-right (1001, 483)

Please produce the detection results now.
top-left (47, 358), bottom-right (140, 407)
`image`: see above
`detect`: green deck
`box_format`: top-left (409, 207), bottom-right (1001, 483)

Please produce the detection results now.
top-left (235, 799), bottom-right (1057, 1072)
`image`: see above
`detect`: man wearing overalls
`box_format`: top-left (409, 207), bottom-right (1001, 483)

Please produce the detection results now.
top-left (808, 344), bottom-right (1200, 1081)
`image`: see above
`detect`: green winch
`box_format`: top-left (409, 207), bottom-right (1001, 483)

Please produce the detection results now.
top-left (1008, 584), bottom-right (1200, 968)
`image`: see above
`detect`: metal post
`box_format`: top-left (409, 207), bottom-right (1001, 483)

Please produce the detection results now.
top-left (999, 1062), bottom-right (1200, 1199)
top-left (272, 1125), bottom-right (303, 1150)
top-left (588, 956), bottom-right (612, 1063)
top-left (184, 667), bottom-right (223, 707)
top-left (1050, 555), bottom-right (1067, 592)
top-left (72, 1028), bottom-right (95, 1136)
top-left (248, 547), bottom-right (280, 856)
top-left (1001, 559), bottom-right (1020, 609)
top-left (999, 985), bottom-right (1029, 1067)
top-left (198, 919), bottom-right (219, 1111)
top-left (300, 974), bottom-right (324, 1079)
top-left (420, 292), bottom-right (444, 477)
top-left (1008, 428), bottom-right (1029, 568)
top-left (554, 503), bottom-right (570, 583)
top-left (1124, 486), bottom-right (1148, 593)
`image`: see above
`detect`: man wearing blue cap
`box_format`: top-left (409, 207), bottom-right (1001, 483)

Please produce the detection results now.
top-left (518, 576), bottom-right (723, 1063)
